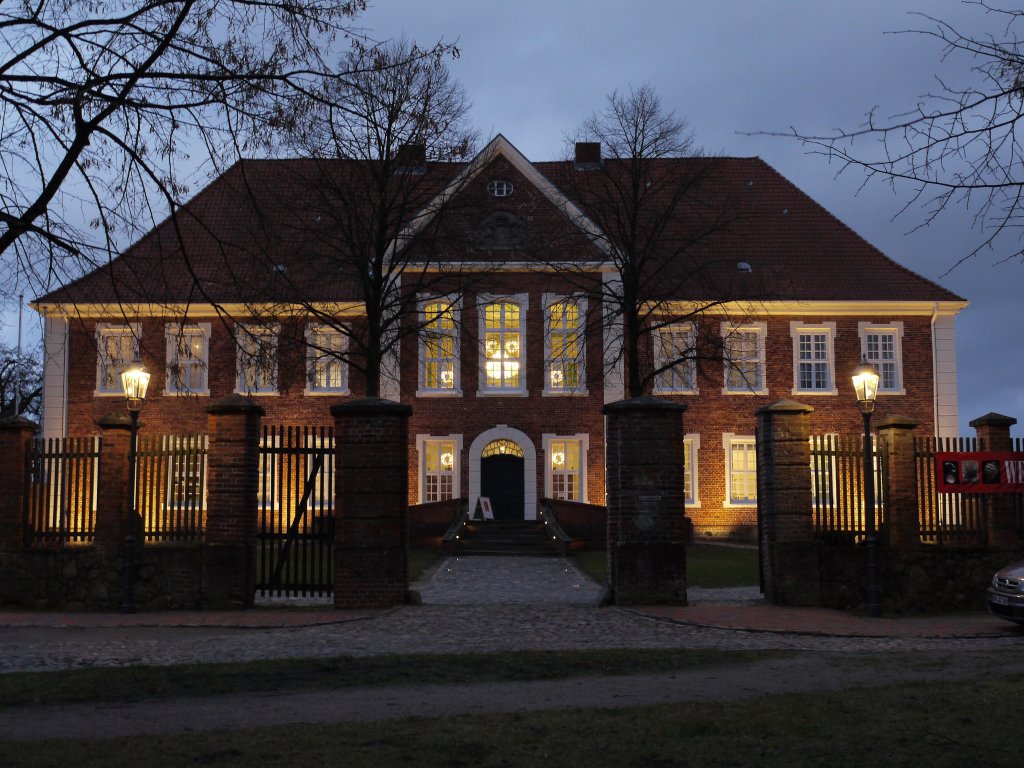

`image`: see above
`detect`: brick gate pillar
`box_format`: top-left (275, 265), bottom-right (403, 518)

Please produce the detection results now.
top-left (876, 416), bottom-right (920, 548)
top-left (204, 394), bottom-right (264, 609)
top-left (331, 398), bottom-right (413, 609)
top-left (0, 416), bottom-right (37, 551)
top-left (603, 397), bottom-right (688, 606)
top-left (970, 412), bottom-right (1019, 547)
top-left (756, 399), bottom-right (818, 606)
top-left (94, 414), bottom-right (135, 556)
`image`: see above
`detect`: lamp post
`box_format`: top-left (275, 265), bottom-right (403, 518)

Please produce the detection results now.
top-left (851, 358), bottom-right (881, 617)
top-left (120, 367), bottom-right (150, 614)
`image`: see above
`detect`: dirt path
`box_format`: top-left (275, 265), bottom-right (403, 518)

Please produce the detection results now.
top-left (3, 650), bottom-right (1021, 742)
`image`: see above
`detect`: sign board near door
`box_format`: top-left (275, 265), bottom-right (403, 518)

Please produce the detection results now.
top-left (477, 497), bottom-right (494, 520)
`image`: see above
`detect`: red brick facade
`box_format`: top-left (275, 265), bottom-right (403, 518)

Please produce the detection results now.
top-left (38, 137), bottom-right (964, 541)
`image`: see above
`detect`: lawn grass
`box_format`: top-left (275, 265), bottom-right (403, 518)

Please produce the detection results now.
top-left (408, 547), bottom-right (442, 583)
top-left (0, 648), bottom-right (779, 709)
top-left (4, 675), bottom-right (1017, 767)
top-left (573, 542), bottom-right (759, 588)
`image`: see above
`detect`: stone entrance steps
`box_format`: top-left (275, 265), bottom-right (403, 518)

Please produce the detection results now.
top-left (455, 520), bottom-right (558, 556)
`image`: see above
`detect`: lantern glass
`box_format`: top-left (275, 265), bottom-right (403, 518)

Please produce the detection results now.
top-left (851, 359), bottom-right (879, 413)
top-left (121, 368), bottom-right (151, 411)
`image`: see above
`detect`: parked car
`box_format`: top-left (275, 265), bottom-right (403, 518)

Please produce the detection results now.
top-left (987, 560), bottom-right (1024, 624)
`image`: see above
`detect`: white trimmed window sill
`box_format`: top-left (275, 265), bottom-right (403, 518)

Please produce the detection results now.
top-left (721, 389), bottom-right (769, 397)
top-left (416, 389), bottom-right (463, 398)
top-left (163, 390), bottom-right (210, 397)
top-left (791, 389), bottom-right (839, 397)
top-left (477, 390), bottom-right (530, 397)
top-left (304, 389), bottom-right (350, 397)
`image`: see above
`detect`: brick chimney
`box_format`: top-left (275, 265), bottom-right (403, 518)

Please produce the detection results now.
top-left (574, 142), bottom-right (601, 169)
top-left (396, 143), bottom-right (426, 172)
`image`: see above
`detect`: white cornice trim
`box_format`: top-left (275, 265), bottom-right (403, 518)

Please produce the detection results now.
top-left (31, 301), bottom-right (365, 318)
top-left (657, 300), bottom-right (969, 317)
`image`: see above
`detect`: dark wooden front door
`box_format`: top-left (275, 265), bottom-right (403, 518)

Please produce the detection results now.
top-left (481, 454), bottom-right (525, 520)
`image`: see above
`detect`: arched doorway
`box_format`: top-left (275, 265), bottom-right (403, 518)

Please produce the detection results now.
top-left (480, 439), bottom-right (525, 520)
top-left (468, 426), bottom-right (538, 520)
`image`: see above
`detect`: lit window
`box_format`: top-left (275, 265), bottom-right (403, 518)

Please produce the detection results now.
top-left (236, 324), bottom-right (278, 394)
top-left (480, 295), bottom-right (527, 393)
top-left (543, 434), bottom-right (588, 502)
top-left (418, 435), bottom-right (461, 503)
top-left (722, 323), bottom-right (766, 394)
top-left (684, 434), bottom-right (701, 507)
top-left (654, 323), bottom-right (696, 393)
top-left (858, 322), bottom-right (905, 394)
top-left (420, 299), bottom-right (459, 394)
top-left (95, 324), bottom-right (140, 394)
top-left (165, 323), bottom-right (210, 395)
top-left (545, 297), bottom-right (586, 394)
top-left (724, 434), bottom-right (757, 506)
top-left (306, 324), bottom-right (348, 394)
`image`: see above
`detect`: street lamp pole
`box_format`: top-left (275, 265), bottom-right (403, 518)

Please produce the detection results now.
top-left (120, 367), bottom-right (150, 614)
top-left (852, 358), bottom-right (881, 617)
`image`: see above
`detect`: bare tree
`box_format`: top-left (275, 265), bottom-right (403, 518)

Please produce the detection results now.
top-left (555, 85), bottom-right (753, 398)
top-left (0, 1), bottom-right (458, 309)
top-left (769, 2), bottom-right (1024, 268)
top-left (253, 39), bottom-right (481, 397)
top-left (0, 342), bottom-right (42, 417)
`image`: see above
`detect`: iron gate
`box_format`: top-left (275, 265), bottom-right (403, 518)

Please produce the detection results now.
top-left (256, 425), bottom-right (334, 597)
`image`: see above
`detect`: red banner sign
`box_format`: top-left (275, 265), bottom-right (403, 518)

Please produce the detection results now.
top-left (935, 451), bottom-right (1024, 494)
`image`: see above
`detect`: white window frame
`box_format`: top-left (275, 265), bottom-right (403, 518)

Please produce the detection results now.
top-left (305, 323), bottom-right (349, 395)
top-left (721, 322), bottom-right (768, 395)
top-left (789, 321), bottom-right (838, 395)
top-left (478, 293), bottom-right (528, 396)
top-left (94, 323), bottom-right (140, 396)
top-left (858, 321), bottom-right (906, 395)
top-left (654, 322), bottom-right (697, 395)
top-left (258, 433), bottom-right (280, 513)
top-left (543, 294), bottom-right (588, 396)
top-left (415, 434), bottom-right (463, 504)
top-left (235, 323), bottom-right (279, 396)
top-left (684, 433), bottom-right (701, 507)
top-left (164, 323), bottom-right (211, 396)
top-left (723, 433), bottom-right (757, 507)
top-left (542, 433), bottom-right (589, 502)
top-left (417, 297), bottom-right (461, 397)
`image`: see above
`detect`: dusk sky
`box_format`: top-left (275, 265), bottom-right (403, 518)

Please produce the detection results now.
top-left (4, 0), bottom-right (1021, 435)
top-left (356, 0), bottom-right (1022, 436)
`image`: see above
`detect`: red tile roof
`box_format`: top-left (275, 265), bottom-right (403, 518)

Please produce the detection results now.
top-left (36, 153), bottom-right (963, 306)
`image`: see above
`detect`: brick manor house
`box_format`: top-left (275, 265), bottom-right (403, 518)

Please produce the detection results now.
top-left (33, 135), bottom-right (966, 539)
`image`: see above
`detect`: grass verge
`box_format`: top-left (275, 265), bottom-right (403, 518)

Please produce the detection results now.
top-left (0, 648), bottom-right (780, 709)
top-left (3, 675), bottom-right (1017, 767)
top-left (573, 542), bottom-right (759, 588)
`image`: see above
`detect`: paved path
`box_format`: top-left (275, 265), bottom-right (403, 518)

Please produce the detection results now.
top-left (0, 555), bottom-right (1021, 675)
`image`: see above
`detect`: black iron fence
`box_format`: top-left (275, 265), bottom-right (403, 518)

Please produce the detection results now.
top-left (24, 436), bottom-right (100, 548)
top-left (809, 434), bottom-right (885, 542)
top-left (256, 425), bottom-right (335, 597)
top-left (136, 433), bottom-right (207, 542)
top-left (23, 433), bottom-right (207, 547)
top-left (914, 436), bottom-right (985, 546)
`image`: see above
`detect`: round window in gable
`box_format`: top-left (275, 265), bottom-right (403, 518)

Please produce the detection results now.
top-left (487, 179), bottom-right (514, 198)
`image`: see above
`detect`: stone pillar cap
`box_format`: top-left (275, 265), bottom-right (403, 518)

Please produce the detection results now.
top-left (0, 414), bottom-right (39, 432)
top-left (756, 398), bottom-right (814, 415)
top-left (876, 415), bottom-right (919, 430)
top-left (206, 393), bottom-right (266, 416)
top-left (969, 412), bottom-right (1017, 428)
top-left (602, 396), bottom-right (687, 414)
top-left (330, 397), bottom-right (413, 418)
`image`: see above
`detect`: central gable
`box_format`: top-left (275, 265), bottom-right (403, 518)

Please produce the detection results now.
top-left (397, 135), bottom-right (609, 265)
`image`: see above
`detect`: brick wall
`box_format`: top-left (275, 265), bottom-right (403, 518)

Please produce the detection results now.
top-left (60, 306), bottom-right (938, 540)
